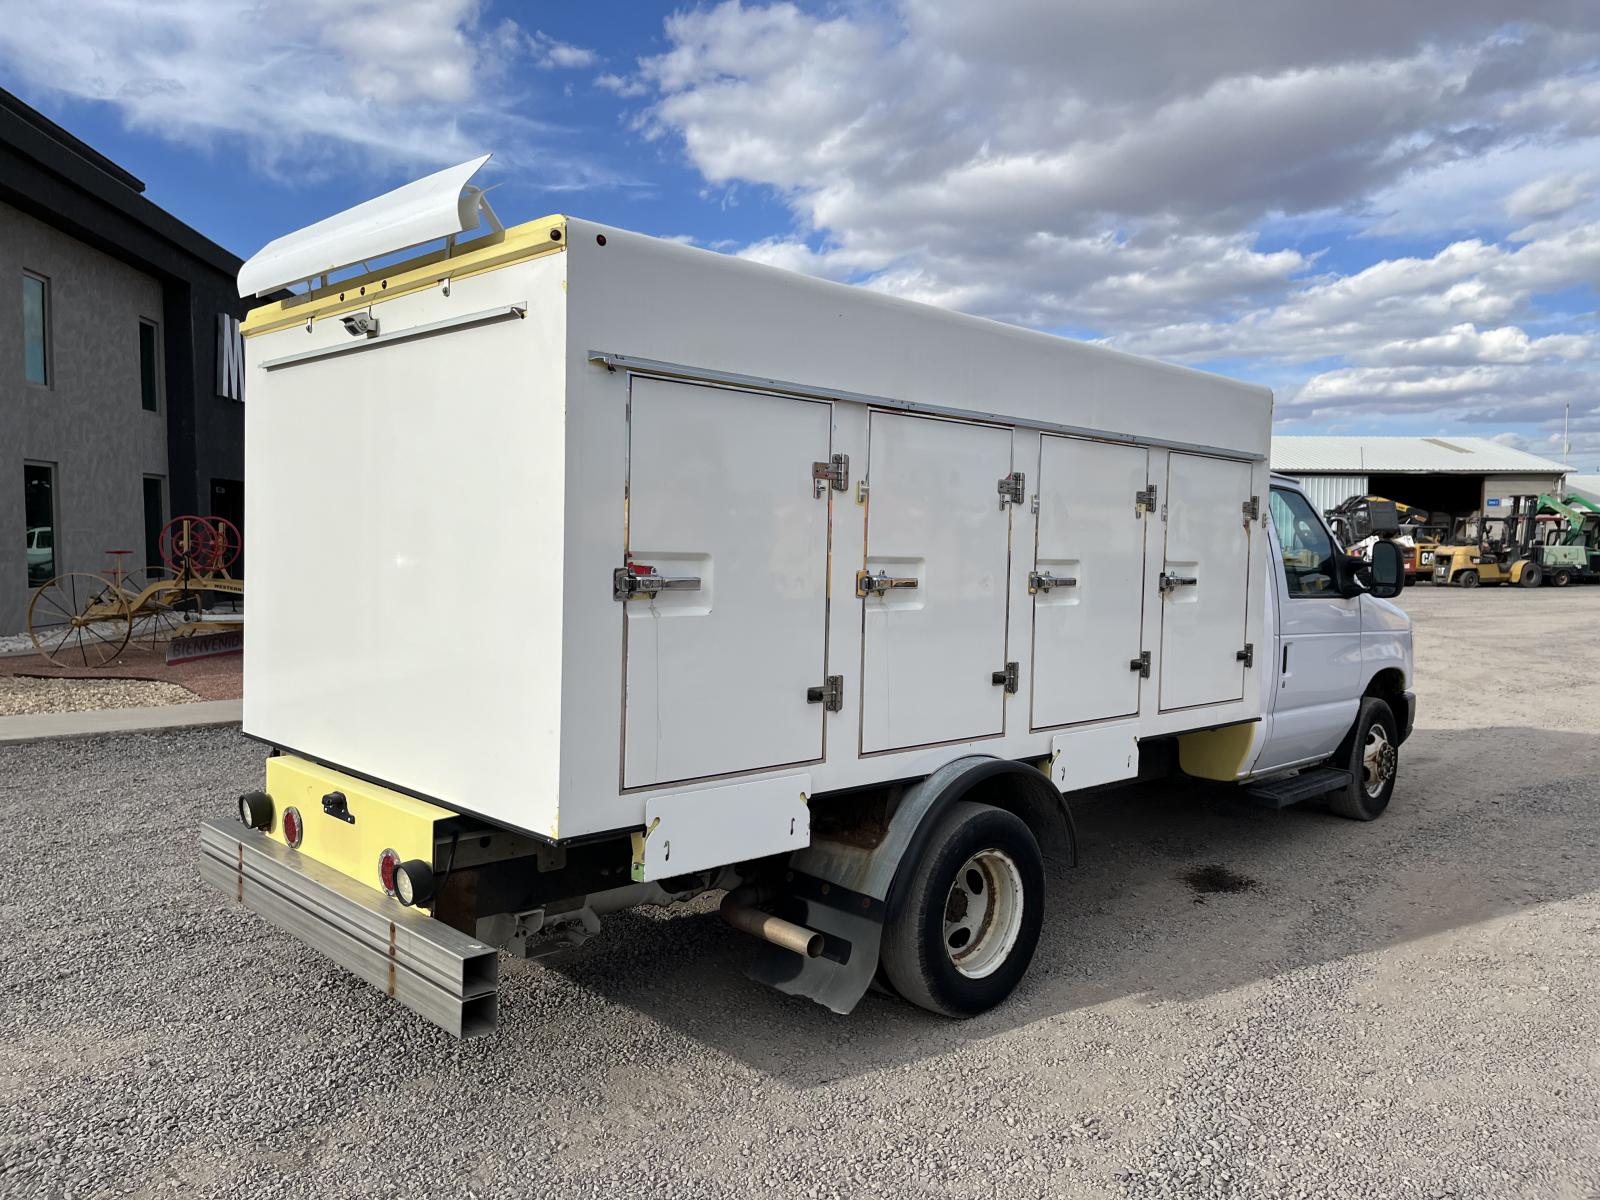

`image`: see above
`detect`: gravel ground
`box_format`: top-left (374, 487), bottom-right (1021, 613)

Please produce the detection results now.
top-left (1, 585), bottom-right (1598, 1198)
top-left (0, 652), bottom-right (240, 705)
top-left (0, 676), bottom-right (198, 716)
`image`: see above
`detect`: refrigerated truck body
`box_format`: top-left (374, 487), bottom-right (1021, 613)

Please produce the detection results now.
top-left (201, 158), bottom-right (1414, 1036)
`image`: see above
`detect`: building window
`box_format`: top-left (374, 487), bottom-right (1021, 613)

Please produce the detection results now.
top-left (24, 462), bottom-right (57, 586)
top-left (23, 271), bottom-right (50, 386)
top-left (139, 320), bottom-right (160, 411)
top-left (143, 476), bottom-right (165, 575)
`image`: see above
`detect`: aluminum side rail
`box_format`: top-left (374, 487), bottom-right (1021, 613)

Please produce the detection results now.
top-left (198, 819), bottom-right (498, 1038)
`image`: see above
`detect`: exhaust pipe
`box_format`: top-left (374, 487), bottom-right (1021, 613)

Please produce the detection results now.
top-left (721, 890), bottom-right (824, 958)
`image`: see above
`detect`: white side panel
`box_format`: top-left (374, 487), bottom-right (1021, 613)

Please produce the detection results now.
top-left (1031, 437), bottom-right (1149, 728)
top-left (861, 414), bottom-right (1013, 753)
top-left (624, 378), bottom-right (832, 788)
top-left (1158, 453), bottom-right (1254, 711)
top-left (636, 774), bottom-right (812, 882)
top-left (243, 258), bottom-right (566, 836)
top-left (1049, 721), bottom-right (1140, 792)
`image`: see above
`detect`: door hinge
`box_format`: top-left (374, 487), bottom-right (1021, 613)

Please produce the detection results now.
top-left (1243, 495), bottom-right (1260, 525)
top-left (998, 471), bottom-right (1026, 509)
top-left (1135, 484), bottom-right (1158, 517)
top-left (1129, 650), bottom-right (1151, 678)
top-left (812, 453), bottom-right (849, 498)
top-left (991, 662), bottom-right (1019, 693)
top-left (806, 675), bottom-right (844, 712)
top-left (1237, 643), bottom-right (1254, 667)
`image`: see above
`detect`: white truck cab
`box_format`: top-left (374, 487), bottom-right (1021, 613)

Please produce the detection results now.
top-left (1231, 475), bottom-right (1415, 815)
top-left (202, 161), bottom-right (1414, 1037)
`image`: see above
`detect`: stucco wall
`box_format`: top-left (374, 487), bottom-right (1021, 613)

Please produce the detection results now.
top-left (0, 200), bottom-right (169, 633)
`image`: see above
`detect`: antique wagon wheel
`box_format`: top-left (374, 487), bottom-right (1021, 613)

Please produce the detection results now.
top-left (125, 567), bottom-right (207, 652)
top-left (159, 515), bottom-right (219, 575)
top-left (207, 516), bottom-right (242, 573)
top-left (27, 572), bottom-right (133, 667)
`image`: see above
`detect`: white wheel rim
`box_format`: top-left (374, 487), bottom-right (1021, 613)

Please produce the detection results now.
top-left (942, 848), bottom-right (1024, 979)
top-left (1362, 724), bottom-right (1397, 799)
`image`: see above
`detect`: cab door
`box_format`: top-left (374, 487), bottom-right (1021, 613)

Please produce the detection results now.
top-left (1256, 487), bottom-right (1362, 772)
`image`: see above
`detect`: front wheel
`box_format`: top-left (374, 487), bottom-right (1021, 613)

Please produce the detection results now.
top-left (1552, 568), bottom-right (1572, 588)
top-left (880, 801), bottom-right (1045, 1017)
top-left (1519, 561), bottom-right (1542, 588)
top-left (1328, 698), bottom-right (1400, 821)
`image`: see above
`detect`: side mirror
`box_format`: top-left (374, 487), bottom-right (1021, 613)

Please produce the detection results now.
top-left (1366, 539), bottom-right (1404, 598)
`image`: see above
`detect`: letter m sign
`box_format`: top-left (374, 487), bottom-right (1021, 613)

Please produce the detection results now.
top-left (217, 313), bottom-right (246, 400)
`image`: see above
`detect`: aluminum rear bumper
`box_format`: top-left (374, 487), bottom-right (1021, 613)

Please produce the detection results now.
top-left (198, 818), bottom-right (498, 1037)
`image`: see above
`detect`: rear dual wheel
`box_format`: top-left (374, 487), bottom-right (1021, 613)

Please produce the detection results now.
top-left (881, 801), bottom-right (1044, 1017)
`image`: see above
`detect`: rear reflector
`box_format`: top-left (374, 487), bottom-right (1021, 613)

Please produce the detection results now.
top-left (282, 807), bottom-right (304, 849)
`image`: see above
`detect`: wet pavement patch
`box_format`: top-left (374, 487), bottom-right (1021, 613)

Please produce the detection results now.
top-left (1182, 864), bottom-right (1260, 903)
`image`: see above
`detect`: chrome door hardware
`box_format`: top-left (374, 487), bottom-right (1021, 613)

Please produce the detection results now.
top-left (812, 453), bottom-right (849, 498)
top-left (613, 565), bottom-right (703, 600)
top-left (997, 471), bottom-right (1026, 509)
top-left (991, 662), bottom-right (1019, 693)
top-left (1135, 484), bottom-right (1158, 517)
top-left (856, 569), bottom-right (920, 597)
top-left (806, 675), bottom-right (844, 711)
top-left (1158, 571), bottom-right (1198, 594)
top-left (1028, 570), bottom-right (1077, 594)
top-left (1129, 650), bottom-right (1151, 677)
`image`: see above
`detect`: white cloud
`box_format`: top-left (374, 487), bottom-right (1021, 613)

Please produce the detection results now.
top-left (0, 0), bottom-right (613, 185)
top-left (529, 30), bottom-right (599, 70)
top-left (631, 0), bottom-right (1600, 456)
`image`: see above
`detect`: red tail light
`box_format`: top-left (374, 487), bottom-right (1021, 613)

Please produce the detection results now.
top-left (282, 807), bottom-right (304, 849)
top-left (378, 849), bottom-right (400, 896)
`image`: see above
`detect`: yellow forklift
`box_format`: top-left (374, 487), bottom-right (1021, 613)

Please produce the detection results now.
top-left (1430, 496), bottom-right (1545, 587)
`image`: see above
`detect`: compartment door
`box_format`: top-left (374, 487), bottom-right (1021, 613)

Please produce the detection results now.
top-left (1158, 452), bottom-right (1254, 711)
top-left (861, 413), bottom-right (1013, 753)
top-left (1031, 437), bottom-right (1150, 728)
top-left (623, 378), bottom-right (832, 788)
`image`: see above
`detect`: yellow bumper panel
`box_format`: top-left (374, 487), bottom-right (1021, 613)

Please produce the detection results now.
top-left (263, 756), bottom-right (456, 894)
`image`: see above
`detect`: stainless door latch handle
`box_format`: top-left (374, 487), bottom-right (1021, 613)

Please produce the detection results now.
top-left (856, 569), bottom-right (920, 597)
top-left (614, 566), bottom-right (702, 600)
top-left (1158, 571), bottom-right (1198, 594)
top-left (1028, 570), bottom-right (1078, 594)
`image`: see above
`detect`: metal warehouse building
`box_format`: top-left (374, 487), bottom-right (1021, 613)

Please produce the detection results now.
top-left (1271, 436), bottom-right (1569, 526)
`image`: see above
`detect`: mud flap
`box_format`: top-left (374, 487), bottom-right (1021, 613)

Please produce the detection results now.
top-left (743, 871), bottom-right (886, 1015)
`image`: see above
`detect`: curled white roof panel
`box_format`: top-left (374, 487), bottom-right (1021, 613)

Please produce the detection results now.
top-left (237, 154), bottom-right (492, 297)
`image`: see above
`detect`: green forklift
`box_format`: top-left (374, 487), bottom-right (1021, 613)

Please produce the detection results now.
top-left (1531, 493), bottom-right (1600, 586)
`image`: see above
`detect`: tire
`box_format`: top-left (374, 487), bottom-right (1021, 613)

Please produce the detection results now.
top-left (1456, 569), bottom-right (1479, 588)
top-left (1519, 561), bottom-right (1542, 588)
top-left (1328, 697), bottom-right (1400, 821)
top-left (1552, 569), bottom-right (1572, 588)
top-left (880, 801), bottom-right (1044, 1018)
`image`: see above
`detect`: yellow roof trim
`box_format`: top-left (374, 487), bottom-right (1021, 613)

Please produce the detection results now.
top-left (241, 214), bottom-right (567, 337)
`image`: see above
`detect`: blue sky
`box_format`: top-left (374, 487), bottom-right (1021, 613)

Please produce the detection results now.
top-left (2, 1), bottom-right (1597, 467)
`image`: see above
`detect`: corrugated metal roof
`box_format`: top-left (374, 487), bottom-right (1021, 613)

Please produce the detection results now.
top-left (1271, 436), bottom-right (1569, 474)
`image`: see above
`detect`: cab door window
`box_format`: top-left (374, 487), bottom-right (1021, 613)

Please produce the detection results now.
top-left (1269, 489), bottom-right (1337, 596)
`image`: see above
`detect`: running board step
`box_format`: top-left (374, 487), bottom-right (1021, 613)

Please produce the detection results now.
top-left (1244, 767), bottom-right (1352, 809)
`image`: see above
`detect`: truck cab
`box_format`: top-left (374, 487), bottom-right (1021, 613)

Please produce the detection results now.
top-left (1244, 476), bottom-right (1414, 798)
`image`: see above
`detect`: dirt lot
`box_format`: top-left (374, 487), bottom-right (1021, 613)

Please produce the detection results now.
top-left (1, 585), bottom-right (1597, 1198)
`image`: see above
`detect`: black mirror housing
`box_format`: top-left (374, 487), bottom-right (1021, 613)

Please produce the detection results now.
top-left (1366, 539), bottom-right (1404, 598)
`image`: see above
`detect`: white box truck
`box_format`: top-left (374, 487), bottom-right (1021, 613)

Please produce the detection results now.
top-left (201, 157), bottom-right (1414, 1036)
